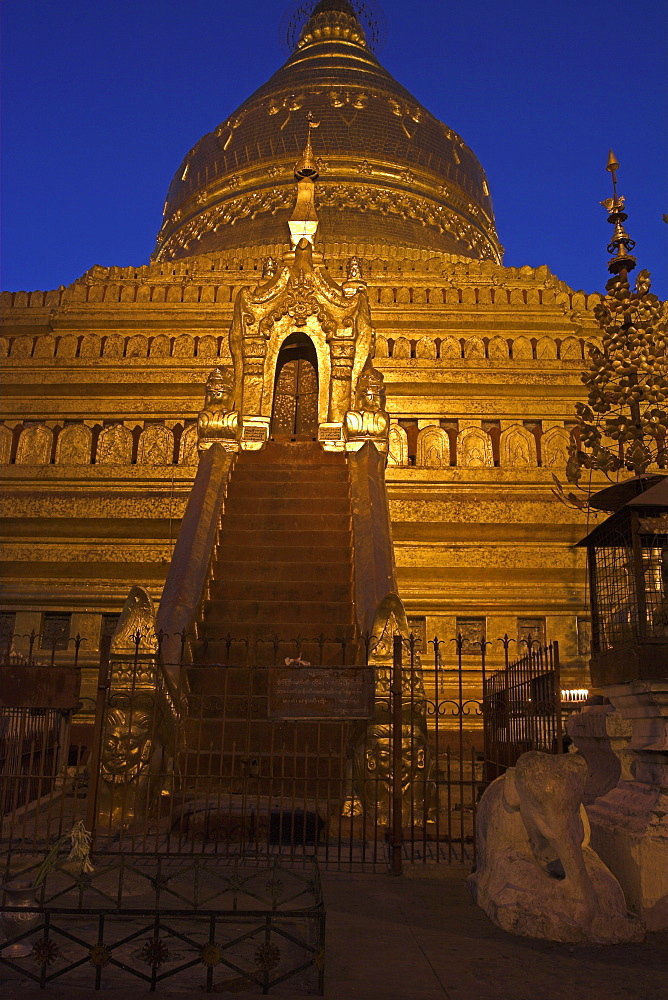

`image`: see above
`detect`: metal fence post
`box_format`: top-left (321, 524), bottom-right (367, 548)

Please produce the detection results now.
top-left (553, 640), bottom-right (562, 750)
top-left (85, 635), bottom-right (111, 846)
top-left (390, 634), bottom-right (403, 875)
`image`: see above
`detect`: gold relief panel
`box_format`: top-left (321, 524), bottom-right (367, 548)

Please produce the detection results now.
top-left (499, 425), bottom-right (537, 469)
top-left (406, 616), bottom-right (426, 653)
top-left (96, 424), bottom-right (133, 465)
top-left (541, 426), bottom-right (570, 468)
top-left (0, 425), bottom-right (12, 464)
top-left (512, 336), bottom-right (533, 360)
top-left (33, 336), bottom-right (55, 359)
top-left (415, 337), bottom-right (437, 360)
top-left (456, 427), bottom-right (493, 468)
top-left (416, 427), bottom-right (449, 469)
top-left (55, 424), bottom-right (93, 465)
top-left (455, 617), bottom-right (486, 655)
top-left (172, 334), bottom-right (195, 358)
top-left (103, 334), bottom-right (124, 358)
top-left (576, 616), bottom-right (592, 657)
top-left (463, 335), bottom-right (485, 359)
top-left (392, 337), bottom-right (411, 359)
top-left (517, 617), bottom-right (546, 652)
top-left (198, 335), bottom-right (218, 358)
top-left (560, 336), bottom-right (583, 360)
top-left (80, 334), bottom-right (102, 359)
top-left (15, 424), bottom-right (52, 464)
top-left (10, 337), bottom-right (34, 359)
top-left (149, 335), bottom-right (171, 358)
top-left (137, 425), bottom-right (174, 466)
top-left (488, 336), bottom-right (509, 361)
top-left (178, 424), bottom-right (199, 465)
top-left (387, 425), bottom-right (408, 467)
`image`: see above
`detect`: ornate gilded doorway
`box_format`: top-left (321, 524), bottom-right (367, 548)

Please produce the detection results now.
top-left (270, 333), bottom-right (319, 440)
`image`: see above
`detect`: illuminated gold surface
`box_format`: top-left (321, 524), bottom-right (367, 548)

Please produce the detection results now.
top-left (0, 247), bottom-right (609, 701)
top-left (1, 3), bottom-right (644, 709)
top-left (197, 366), bottom-right (239, 451)
top-left (155, 3), bottom-right (500, 263)
top-left (225, 235), bottom-right (378, 447)
top-left (344, 361), bottom-right (390, 452)
top-left (97, 587), bottom-right (168, 831)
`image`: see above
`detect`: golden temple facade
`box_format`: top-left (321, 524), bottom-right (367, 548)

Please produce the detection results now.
top-left (0, 0), bottom-right (603, 699)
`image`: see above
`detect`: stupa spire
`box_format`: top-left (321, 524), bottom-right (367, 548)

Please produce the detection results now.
top-left (288, 113), bottom-right (321, 248)
top-left (601, 150), bottom-right (636, 275)
top-left (296, 0), bottom-right (367, 49)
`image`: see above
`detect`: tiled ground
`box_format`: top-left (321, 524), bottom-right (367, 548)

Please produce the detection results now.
top-left (2, 866), bottom-right (665, 999)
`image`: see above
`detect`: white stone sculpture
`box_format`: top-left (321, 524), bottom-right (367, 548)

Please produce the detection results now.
top-left (468, 751), bottom-right (643, 944)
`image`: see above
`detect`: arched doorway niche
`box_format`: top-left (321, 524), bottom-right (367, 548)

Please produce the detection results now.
top-left (270, 333), bottom-right (319, 440)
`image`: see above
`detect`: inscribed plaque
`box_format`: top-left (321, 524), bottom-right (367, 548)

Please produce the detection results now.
top-left (268, 666), bottom-right (374, 719)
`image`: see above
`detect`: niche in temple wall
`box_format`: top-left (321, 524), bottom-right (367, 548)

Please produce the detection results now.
top-left (199, 240), bottom-right (388, 455)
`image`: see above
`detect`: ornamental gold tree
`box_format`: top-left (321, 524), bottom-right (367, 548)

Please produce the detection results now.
top-left (565, 152), bottom-right (668, 491)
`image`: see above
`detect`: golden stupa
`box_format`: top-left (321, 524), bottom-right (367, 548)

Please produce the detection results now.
top-left (156, 0), bottom-right (500, 264)
top-left (0, 0), bottom-right (604, 704)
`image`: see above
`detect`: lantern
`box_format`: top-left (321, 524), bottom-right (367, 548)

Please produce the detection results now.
top-left (578, 476), bottom-right (668, 686)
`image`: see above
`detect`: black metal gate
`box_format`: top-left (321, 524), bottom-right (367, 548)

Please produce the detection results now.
top-left (1, 631), bottom-right (562, 874)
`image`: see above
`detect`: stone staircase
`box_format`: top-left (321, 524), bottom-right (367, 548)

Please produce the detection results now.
top-left (192, 441), bottom-right (356, 666)
top-left (179, 443), bottom-right (360, 812)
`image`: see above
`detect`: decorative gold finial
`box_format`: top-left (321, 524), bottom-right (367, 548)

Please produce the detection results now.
top-left (261, 256), bottom-right (279, 280)
top-left (342, 255), bottom-right (366, 296)
top-left (600, 151), bottom-right (636, 275)
top-left (288, 113), bottom-right (321, 247)
top-left (294, 111), bottom-right (320, 180)
top-left (606, 149), bottom-right (620, 173)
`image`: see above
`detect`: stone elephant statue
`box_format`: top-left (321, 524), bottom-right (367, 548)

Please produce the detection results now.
top-left (468, 751), bottom-right (642, 943)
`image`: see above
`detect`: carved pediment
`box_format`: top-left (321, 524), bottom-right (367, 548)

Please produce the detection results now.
top-left (236, 240), bottom-right (367, 340)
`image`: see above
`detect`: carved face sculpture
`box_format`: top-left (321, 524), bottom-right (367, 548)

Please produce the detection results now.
top-left (353, 724), bottom-right (430, 825)
top-left (262, 256), bottom-right (279, 279)
top-left (204, 367), bottom-right (234, 410)
top-left (100, 708), bottom-right (153, 784)
top-left (356, 369), bottom-right (385, 413)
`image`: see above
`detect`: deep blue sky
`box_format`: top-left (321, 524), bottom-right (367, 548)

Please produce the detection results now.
top-left (2, 0), bottom-right (667, 297)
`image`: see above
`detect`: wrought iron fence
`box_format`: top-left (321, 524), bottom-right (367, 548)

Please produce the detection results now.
top-left (1, 629), bottom-right (87, 668)
top-left (483, 640), bottom-right (562, 781)
top-left (0, 856), bottom-right (324, 994)
top-left (0, 708), bottom-right (64, 814)
top-left (1, 630), bottom-right (562, 872)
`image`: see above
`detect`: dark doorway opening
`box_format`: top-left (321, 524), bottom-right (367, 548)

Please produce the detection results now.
top-left (270, 333), bottom-right (319, 440)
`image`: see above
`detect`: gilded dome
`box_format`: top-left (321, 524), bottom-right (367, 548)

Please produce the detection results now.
top-left (154, 1), bottom-right (501, 263)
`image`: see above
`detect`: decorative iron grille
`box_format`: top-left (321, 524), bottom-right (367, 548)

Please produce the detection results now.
top-left (483, 641), bottom-right (562, 781)
top-left (590, 513), bottom-right (668, 651)
top-left (0, 857), bottom-right (324, 995)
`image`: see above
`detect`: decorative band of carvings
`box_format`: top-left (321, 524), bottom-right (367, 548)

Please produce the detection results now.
top-left (154, 184), bottom-right (501, 264)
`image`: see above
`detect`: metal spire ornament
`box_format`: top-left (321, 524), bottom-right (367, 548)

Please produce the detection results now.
top-left (600, 150), bottom-right (637, 276)
top-left (553, 153), bottom-right (668, 508)
top-left (289, 112), bottom-right (321, 247)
